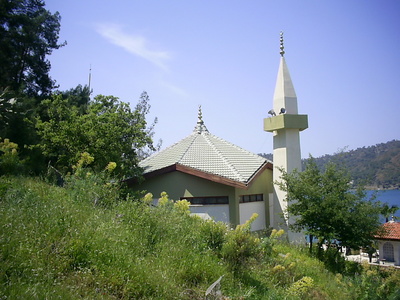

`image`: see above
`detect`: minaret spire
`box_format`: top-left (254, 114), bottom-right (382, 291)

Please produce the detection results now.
top-left (273, 32), bottom-right (297, 114)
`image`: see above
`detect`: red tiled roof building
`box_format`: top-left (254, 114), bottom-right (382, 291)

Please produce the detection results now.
top-left (375, 221), bottom-right (400, 265)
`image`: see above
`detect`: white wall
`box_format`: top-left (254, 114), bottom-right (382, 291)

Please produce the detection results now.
top-left (189, 204), bottom-right (230, 223)
top-left (239, 201), bottom-right (266, 231)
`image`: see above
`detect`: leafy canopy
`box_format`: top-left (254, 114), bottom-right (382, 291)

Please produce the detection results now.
top-left (278, 156), bottom-right (382, 250)
top-left (35, 91), bottom-right (157, 178)
top-left (0, 0), bottom-right (65, 97)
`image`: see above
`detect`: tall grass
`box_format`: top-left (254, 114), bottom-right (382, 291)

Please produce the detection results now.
top-left (1, 175), bottom-right (399, 299)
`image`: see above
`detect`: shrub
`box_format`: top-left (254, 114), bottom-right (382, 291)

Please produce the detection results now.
top-left (200, 220), bottom-right (227, 253)
top-left (221, 213), bottom-right (263, 271)
top-left (0, 138), bottom-right (25, 175)
top-left (174, 199), bottom-right (191, 214)
top-left (287, 276), bottom-right (314, 297)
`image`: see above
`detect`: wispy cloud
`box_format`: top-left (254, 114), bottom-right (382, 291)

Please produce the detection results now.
top-left (95, 23), bottom-right (170, 70)
top-left (160, 81), bottom-right (188, 98)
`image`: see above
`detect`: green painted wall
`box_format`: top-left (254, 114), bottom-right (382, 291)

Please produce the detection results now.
top-left (136, 168), bottom-right (273, 228)
top-left (264, 114), bottom-right (308, 132)
top-left (138, 171), bottom-right (234, 200)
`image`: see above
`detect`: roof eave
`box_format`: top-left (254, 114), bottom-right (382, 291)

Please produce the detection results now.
top-left (143, 161), bottom-right (273, 190)
top-left (245, 160), bottom-right (274, 189)
top-left (375, 237), bottom-right (400, 242)
top-left (142, 163), bottom-right (248, 189)
top-left (176, 163), bottom-right (248, 189)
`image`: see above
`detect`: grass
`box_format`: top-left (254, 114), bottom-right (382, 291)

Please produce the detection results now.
top-left (1, 175), bottom-right (399, 299)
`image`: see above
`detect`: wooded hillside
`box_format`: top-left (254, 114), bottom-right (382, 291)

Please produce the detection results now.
top-left (260, 140), bottom-right (400, 189)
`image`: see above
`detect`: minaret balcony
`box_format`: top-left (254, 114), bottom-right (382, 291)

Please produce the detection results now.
top-left (264, 114), bottom-right (308, 132)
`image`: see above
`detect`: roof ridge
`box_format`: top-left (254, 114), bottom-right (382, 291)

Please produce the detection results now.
top-left (211, 132), bottom-right (268, 161)
top-left (203, 133), bottom-right (245, 182)
top-left (177, 132), bottom-right (199, 163)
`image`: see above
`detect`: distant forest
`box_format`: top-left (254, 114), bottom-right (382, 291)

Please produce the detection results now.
top-left (259, 139), bottom-right (400, 189)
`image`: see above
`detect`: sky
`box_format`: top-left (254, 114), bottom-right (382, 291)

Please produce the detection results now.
top-left (46, 0), bottom-right (400, 158)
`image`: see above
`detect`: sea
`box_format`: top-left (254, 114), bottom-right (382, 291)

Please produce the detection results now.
top-left (366, 189), bottom-right (400, 222)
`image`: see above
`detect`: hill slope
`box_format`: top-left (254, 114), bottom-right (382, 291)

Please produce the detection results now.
top-left (2, 176), bottom-right (399, 299)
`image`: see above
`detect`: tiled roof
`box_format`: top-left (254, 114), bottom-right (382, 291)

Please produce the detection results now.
top-left (139, 109), bottom-right (271, 186)
top-left (375, 222), bottom-right (400, 241)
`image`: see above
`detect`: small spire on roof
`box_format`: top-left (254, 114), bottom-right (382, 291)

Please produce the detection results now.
top-left (194, 105), bottom-right (209, 134)
top-left (279, 31), bottom-right (285, 57)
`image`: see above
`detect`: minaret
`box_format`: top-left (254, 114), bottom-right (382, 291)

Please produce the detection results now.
top-left (264, 32), bottom-right (308, 242)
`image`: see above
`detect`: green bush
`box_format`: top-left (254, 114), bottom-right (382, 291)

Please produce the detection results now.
top-left (0, 138), bottom-right (25, 175)
top-left (221, 213), bottom-right (263, 271)
top-left (199, 219), bottom-right (227, 253)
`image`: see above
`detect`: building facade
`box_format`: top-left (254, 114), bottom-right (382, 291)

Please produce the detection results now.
top-left (130, 109), bottom-right (273, 230)
top-left (375, 221), bottom-right (400, 266)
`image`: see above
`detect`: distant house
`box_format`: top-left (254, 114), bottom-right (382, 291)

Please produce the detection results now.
top-left (375, 220), bottom-right (400, 265)
top-left (128, 109), bottom-right (274, 231)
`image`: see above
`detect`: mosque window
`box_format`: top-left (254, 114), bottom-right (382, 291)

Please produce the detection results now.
top-left (181, 196), bottom-right (229, 205)
top-left (240, 194), bottom-right (263, 203)
top-left (383, 242), bottom-right (394, 262)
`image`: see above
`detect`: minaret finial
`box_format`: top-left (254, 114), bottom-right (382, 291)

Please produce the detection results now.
top-left (198, 105), bottom-right (203, 122)
top-left (279, 31), bottom-right (285, 57)
top-left (194, 105), bottom-right (209, 133)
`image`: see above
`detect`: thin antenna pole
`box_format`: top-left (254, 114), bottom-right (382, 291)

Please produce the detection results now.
top-left (88, 64), bottom-right (92, 95)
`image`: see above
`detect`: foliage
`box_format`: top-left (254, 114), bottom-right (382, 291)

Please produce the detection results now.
top-left (0, 138), bottom-right (25, 175)
top-left (0, 90), bottom-right (46, 173)
top-left (287, 276), bottom-right (314, 297)
top-left (199, 220), bottom-right (227, 253)
top-left (0, 0), bottom-right (65, 97)
top-left (1, 175), bottom-right (400, 299)
top-left (313, 140), bottom-right (400, 189)
top-left (174, 199), bottom-right (191, 214)
top-left (35, 92), bottom-right (157, 178)
top-left (59, 84), bottom-right (91, 114)
top-left (221, 213), bottom-right (263, 271)
top-left (0, 88), bottom-right (17, 129)
top-left (381, 203), bottom-right (399, 222)
top-left (278, 156), bottom-right (382, 252)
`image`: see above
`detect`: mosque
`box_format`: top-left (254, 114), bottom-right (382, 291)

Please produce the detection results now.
top-left (131, 33), bottom-right (308, 241)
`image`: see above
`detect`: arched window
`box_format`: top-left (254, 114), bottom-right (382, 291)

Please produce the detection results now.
top-left (383, 242), bottom-right (394, 262)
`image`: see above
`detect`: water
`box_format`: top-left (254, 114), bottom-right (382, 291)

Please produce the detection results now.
top-left (366, 189), bottom-right (400, 222)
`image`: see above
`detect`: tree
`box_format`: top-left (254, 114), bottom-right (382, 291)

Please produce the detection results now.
top-left (381, 203), bottom-right (399, 223)
top-left (0, 0), bottom-right (65, 97)
top-left (278, 156), bottom-right (382, 253)
top-left (35, 91), bottom-right (158, 178)
top-left (0, 88), bottom-right (17, 129)
top-left (58, 84), bottom-right (91, 113)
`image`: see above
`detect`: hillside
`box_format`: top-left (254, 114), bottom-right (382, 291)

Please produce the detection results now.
top-left (260, 140), bottom-right (400, 189)
top-left (2, 176), bottom-right (400, 299)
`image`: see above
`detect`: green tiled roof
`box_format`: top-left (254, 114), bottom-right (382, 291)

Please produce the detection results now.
top-left (139, 110), bottom-right (271, 185)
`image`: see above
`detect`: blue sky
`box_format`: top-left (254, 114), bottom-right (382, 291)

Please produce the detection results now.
top-left (46, 1), bottom-right (400, 158)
